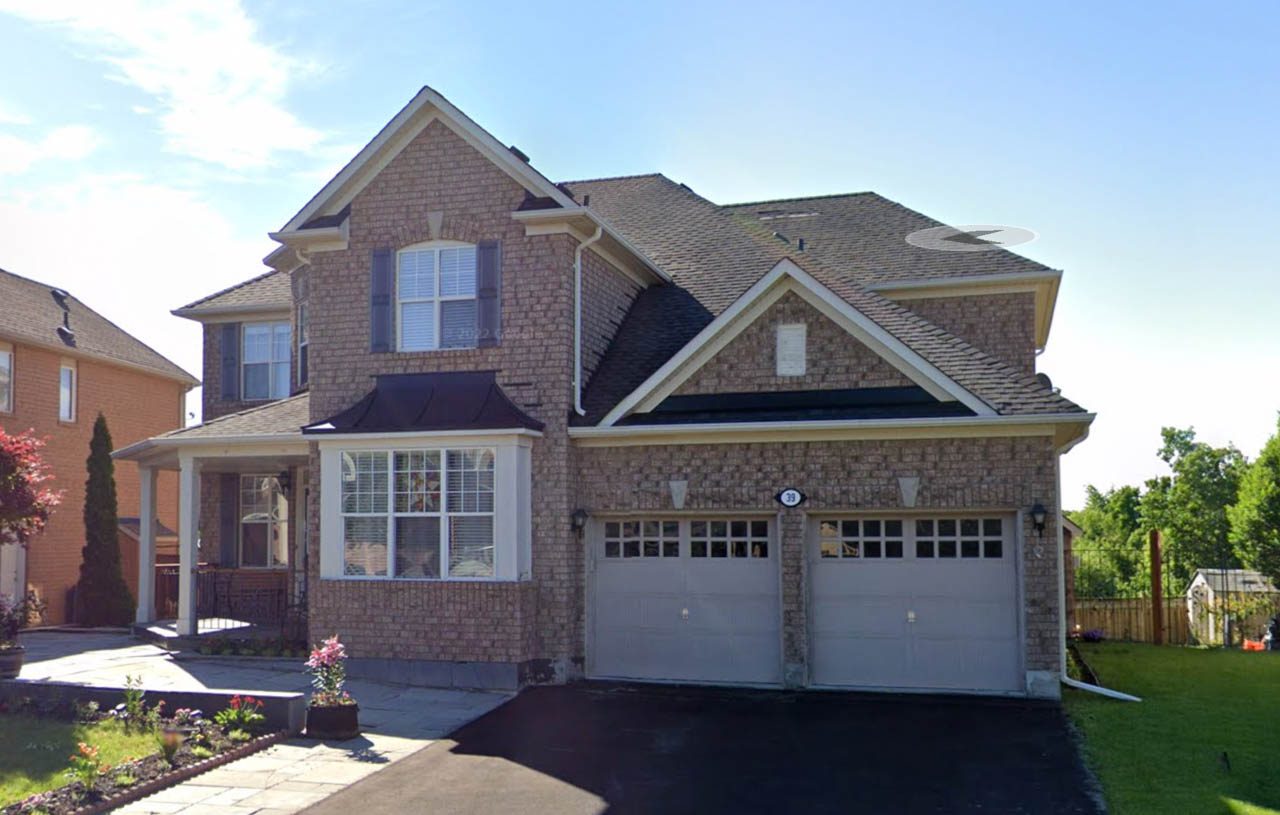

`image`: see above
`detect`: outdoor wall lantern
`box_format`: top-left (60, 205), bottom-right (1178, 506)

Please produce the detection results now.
top-left (1029, 503), bottom-right (1048, 536)
top-left (571, 508), bottom-right (590, 535)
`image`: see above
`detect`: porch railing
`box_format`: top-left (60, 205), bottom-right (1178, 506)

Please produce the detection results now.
top-left (154, 565), bottom-right (289, 627)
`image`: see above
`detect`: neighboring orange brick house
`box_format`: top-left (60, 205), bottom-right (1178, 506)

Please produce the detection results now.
top-left (0, 268), bottom-right (195, 624)
top-left (118, 87), bottom-right (1093, 697)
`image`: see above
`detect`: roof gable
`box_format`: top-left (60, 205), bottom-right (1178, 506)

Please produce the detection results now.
top-left (278, 86), bottom-right (575, 236)
top-left (173, 269), bottom-right (292, 319)
top-left (598, 259), bottom-right (997, 426)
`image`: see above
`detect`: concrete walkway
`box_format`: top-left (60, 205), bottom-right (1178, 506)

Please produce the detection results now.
top-left (14, 632), bottom-right (512, 814)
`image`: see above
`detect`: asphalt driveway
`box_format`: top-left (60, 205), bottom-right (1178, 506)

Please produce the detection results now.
top-left (302, 682), bottom-right (1102, 815)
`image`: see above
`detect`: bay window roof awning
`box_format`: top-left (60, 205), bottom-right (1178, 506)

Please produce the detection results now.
top-left (303, 371), bottom-right (544, 436)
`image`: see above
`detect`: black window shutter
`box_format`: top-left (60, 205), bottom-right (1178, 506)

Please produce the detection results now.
top-left (370, 248), bottom-right (395, 352)
top-left (219, 474), bottom-right (239, 567)
top-left (477, 240), bottom-right (501, 347)
top-left (220, 323), bottom-right (240, 400)
top-left (299, 343), bottom-right (309, 385)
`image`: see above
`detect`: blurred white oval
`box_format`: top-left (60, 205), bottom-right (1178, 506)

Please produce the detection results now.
top-left (906, 224), bottom-right (1037, 252)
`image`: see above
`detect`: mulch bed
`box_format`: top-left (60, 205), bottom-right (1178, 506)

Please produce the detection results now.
top-left (2, 721), bottom-right (286, 815)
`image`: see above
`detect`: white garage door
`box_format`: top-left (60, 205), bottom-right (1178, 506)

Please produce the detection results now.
top-left (810, 515), bottom-right (1021, 693)
top-left (590, 518), bottom-right (782, 686)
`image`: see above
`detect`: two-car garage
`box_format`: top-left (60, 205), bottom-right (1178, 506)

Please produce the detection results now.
top-left (589, 513), bottom-right (1022, 694)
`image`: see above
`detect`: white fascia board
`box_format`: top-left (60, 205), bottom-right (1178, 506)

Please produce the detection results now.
top-left (570, 412), bottom-right (1096, 445)
top-left (598, 258), bottom-right (996, 426)
top-left (268, 219), bottom-right (349, 254)
top-left (305, 428), bottom-right (542, 444)
top-left (279, 87), bottom-right (575, 235)
top-left (512, 207), bottom-right (669, 284)
top-left (170, 305), bottom-right (292, 323)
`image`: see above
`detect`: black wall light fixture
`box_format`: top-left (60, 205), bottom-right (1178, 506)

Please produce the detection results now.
top-left (1029, 503), bottom-right (1048, 536)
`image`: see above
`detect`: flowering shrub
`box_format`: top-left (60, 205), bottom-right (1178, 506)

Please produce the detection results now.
top-left (213, 695), bottom-right (266, 734)
top-left (171, 707), bottom-right (203, 727)
top-left (64, 742), bottom-right (105, 793)
top-left (306, 635), bottom-right (356, 707)
top-left (0, 427), bottom-right (61, 548)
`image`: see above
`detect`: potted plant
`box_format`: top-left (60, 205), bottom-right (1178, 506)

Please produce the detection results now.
top-left (0, 427), bottom-right (60, 677)
top-left (1, 591), bottom-right (44, 678)
top-left (304, 635), bottom-right (359, 739)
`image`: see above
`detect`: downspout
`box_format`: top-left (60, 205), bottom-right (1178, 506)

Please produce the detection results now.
top-left (1055, 429), bottom-right (1142, 702)
top-left (574, 225), bottom-right (604, 416)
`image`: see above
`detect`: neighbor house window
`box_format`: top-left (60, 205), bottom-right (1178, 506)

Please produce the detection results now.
top-left (339, 447), bottom-right (495, 579)
top-left (58, 361), bottom-right (76, 422)
top-left (242, 322), bottom-right (291, 400)
top-left (239, 475), bottom-right (289, 568)
top-left (297, 302), bottom-right (309, 386)
top-left (0, 345), bottom-right (12, 412)
top-left (397, 243), bottom-right (478, 351)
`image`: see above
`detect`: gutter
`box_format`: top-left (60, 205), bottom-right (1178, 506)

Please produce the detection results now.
top-left (573, 225), bottom-right (604, 416)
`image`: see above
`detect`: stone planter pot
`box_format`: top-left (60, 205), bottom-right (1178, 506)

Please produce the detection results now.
top-left (305, 704), bottom-right (359, 740)
top-left (0, 644), bottom-right (24, 679)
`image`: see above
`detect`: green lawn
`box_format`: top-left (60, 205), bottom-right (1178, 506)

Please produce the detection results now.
top-left (0, 715), bottom-right (157, 806)
top-left (1067, 643), bottom-right (1280, 815)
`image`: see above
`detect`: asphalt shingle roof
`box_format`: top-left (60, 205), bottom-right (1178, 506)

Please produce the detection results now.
top-left (565, 174), bottom-right (1083, 423)
top-left (160, 393), bottom-right (309, 439)
top-left (0, 267), bottom-right (196, 385)
top-left (176, 270), bottom-right (292, 315)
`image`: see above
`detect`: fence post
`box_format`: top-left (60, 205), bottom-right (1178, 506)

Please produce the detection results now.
top-left (1150, 529), bottom-right (1164, 645)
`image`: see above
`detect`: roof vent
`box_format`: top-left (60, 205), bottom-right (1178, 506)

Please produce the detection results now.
top-left (56, 324), bottom-right (76, 346)
top-left (51, 288), bottom-right (70, 308)
top-left (1035, 373), bottom-right (1060, 394)
top-left (797, 238), bottom-right (806, 252)
top-left (582, 194), bottom-right (591, 207)
top-left (772, 231), bottom-right (790, 244)
top-left (508, 144), bottom-right (530, 163)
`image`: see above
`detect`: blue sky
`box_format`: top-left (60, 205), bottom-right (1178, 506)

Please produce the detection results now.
top-left (0, 1), bottom-right (1276, 508)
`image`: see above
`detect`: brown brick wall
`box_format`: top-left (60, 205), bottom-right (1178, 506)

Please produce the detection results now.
top-left (901, 292), bottom-right (1037, 376)
top-left (304, 119), bottom-right (587, 665)
top-left (1, 342), bottom-right (186, 623)
top-left (572, 435), bottom-right (1063, 676)
top-left (675, 291), bottom-right (914, 395)
top-left (579, 249), bottom-right (640, 388)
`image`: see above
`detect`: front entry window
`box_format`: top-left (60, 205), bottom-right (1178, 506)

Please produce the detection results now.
top-left (240, 475), bottom-right (289, 568)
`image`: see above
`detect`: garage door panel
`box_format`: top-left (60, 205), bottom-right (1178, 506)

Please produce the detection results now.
top-left (811, 514), bottom-right (1020, 693)
top-left (592, 518), bottom-right (781, 686)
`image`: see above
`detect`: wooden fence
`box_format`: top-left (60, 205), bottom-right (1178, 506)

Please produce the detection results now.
top-left (1074, 597), bottom-right (1193, 645)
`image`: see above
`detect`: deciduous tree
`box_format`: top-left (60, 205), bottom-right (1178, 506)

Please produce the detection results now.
top-left (1229, 415), bottom-right (1280, 586)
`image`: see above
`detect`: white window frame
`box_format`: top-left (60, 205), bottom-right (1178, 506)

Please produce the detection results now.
top-left (58, 360), bottom-right (76, 422)
top-left (242, 321), bottom-right (291, 401)
top-left (297, 302), bottom-right (309, 387)
top-left (238, 474), bottom-right (289, 569)
top-left (0, 343), bottom-right (12, 413)
top-left (318, 433), bottom-right (534, 582)
top-left (395, 240), bottom-right (479, 352)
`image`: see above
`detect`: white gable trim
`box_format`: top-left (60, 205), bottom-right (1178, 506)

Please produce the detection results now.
top-left (597, 259), bottom-right (996, 427)
top-left (278, 87), bottom-right (575, 235)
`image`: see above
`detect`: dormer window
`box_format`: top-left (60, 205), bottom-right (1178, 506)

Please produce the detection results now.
top-left (396, 242), bottom-right (478, 351)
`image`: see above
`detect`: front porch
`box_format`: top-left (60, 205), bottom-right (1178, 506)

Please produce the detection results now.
top-left (113, 395), bottom-right (312, 638)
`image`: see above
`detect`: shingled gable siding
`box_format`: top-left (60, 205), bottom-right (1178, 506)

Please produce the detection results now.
top-left (572, 435), bottom-right (1063, 687)
top-left (902, 292), bottom-right (1037, 377)
top-left (673, 291), bottom-right (915, 396)
top-left (303, 118), bottom-right (585, 670)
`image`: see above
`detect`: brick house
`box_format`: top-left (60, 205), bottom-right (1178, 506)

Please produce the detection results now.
top-left (0, 268), bottom-right (195, 623)
top-left (116, 87), bottom-right (1092, 697)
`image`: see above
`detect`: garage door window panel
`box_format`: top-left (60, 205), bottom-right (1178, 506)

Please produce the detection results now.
top-left (603, 520), bottom-right (679, 559)
top-left (912, 517), bottom-right (1005, 561)
top-left (820, 519), bottom-right (903, 559)
top-left (690, 519), bottom-right (769, 559)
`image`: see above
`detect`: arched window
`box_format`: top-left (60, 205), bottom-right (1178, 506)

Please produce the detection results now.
top-left (396, 241), bottom-right (478, 351)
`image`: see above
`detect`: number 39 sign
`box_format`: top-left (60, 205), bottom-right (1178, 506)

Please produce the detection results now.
top-left (775, 488), bottom-right (807, 508)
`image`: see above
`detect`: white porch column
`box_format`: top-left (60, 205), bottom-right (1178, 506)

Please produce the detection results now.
top-left (177, 453), bottom-right (201, 636)
top-left (134, 466), bottom-right (158, 624)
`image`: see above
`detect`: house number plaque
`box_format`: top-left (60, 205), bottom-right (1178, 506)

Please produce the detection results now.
top-left (775, 488), bottom-right (806, 508)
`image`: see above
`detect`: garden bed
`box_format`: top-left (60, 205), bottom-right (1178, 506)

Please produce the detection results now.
top-left (1, 693), bottom-right (284, 815)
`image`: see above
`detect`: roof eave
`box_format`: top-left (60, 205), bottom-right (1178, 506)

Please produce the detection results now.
top-left (512, 207), bottom-right (670, 284)
top-left (0, 329), bottom-right (199, 388)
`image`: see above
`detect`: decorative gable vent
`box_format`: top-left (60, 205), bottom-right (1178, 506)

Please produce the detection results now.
top-left (776, 323), bottom-right (806, 376)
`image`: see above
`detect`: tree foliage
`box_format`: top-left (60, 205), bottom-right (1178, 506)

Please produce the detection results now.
top-left (74, 414), bottom-right (134, 626)
top-left (1069, 485), bottom-right (1149, 597)
top-left (0, 427), bottom-right (61, 548)
top-left (1228, 415), bottom-right (1280, 586)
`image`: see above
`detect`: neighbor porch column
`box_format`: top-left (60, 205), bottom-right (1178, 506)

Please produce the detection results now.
top-left (177, 452), bottom-right (201, 636)
top-left (135, 465), bottom-right (158, 624)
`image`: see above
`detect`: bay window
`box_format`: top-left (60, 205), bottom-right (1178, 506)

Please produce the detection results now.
top-left (397, 243), bottom-right (478, 351)
top-left (339, 447), bottom-right (496, 579)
